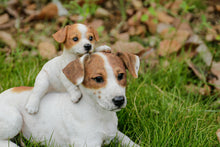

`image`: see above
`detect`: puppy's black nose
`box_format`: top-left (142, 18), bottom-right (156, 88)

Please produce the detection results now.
top-left (84, 44), bottom-right (92, 52)
top-left (112, 96), bottom-right (125, 107)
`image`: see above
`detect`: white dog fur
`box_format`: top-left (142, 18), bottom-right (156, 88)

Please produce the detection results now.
top-left (25, 23), bottom-right (111, 114)
top-left (0, 52), bottom-right (140, 147)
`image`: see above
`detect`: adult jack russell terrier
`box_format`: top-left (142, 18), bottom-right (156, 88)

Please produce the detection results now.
top-left (0, 51), bottom-right (140, 147)
top-left (25, 23), bottom-right (111, 114)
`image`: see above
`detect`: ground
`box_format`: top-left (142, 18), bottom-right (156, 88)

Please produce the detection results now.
top-left (0, 0), bottom-right (220, 146)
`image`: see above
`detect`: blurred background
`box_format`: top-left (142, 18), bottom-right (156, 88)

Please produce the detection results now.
top-left (0, 0), bottom-right (220, 146)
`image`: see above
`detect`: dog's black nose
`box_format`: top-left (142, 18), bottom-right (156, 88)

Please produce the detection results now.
top-left (84, 44), bottom-right (92, 52)
top-left (112, 96), bottom-right (125, 107)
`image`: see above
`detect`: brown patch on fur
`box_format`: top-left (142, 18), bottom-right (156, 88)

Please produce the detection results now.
top-left (63, 59), bottom-right (84, 85)
top-left (63, 24), bottom-right (82, 49)
top-left (88, 27), bottom-right (99, 41)
top-left (93, 92), bottom-right (96, 95)
top-left (98, 91), bottom-right (101, 94)
top-left (12, 86), bottom-right (33, 93)
top-left (117, 52), bottom-right (138, 78)
top-left (98, 96), bottom-right (101, 99)
top-left (82, 54), bottom-right (107, 89)
top-left (105, 53), bottom-right (127, 87)
top-left (52, 25), bottom-right (68, 43)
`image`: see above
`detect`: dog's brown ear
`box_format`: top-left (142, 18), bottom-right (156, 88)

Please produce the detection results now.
top-left (52, 26), bottom-right (68, 43)
top-left (63, 54), bottom-right (88, 85)
top-left (90, 27), bottom-right (99, 41)
top-left (117, 52), bottom-right (140, 78)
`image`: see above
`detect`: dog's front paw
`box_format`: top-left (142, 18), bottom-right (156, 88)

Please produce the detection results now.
top-left (25, 98), bottom-right (40, 114)
top-left (95, 45), bottom-right (111, 53)
top-left (70, 91), bottom-right (82, 103)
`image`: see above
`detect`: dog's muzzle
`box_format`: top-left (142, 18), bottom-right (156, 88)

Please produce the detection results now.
top-left (112, 96), bottom-right (125, 108)
top-left (84, 44), bottom-right (92, 53)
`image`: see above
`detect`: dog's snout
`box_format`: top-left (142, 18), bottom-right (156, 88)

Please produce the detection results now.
top-left (84, 44), bottom-right (92, 52)
top-left (112, 96), bottom-right (125, 107)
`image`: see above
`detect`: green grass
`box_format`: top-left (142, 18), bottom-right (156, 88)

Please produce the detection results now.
top-left (0, 50), bottom-right (219, 146)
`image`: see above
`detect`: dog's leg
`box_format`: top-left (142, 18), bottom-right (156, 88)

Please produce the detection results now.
top-left (25, 70), bottom-right (50, 114)
top-left (60, 72), bottom-right (82, 103)
top-left (116, 131), bottom-right (140, 147)
top-left (95, 45), bottom-right (111, 53)
top-left (0, 104), bottom-right (22, 147)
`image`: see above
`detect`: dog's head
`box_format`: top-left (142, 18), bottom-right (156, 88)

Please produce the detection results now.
top-left (52, 23), bottom-right (99, 55)
top-left (63, 52), bottom-right (140, 111)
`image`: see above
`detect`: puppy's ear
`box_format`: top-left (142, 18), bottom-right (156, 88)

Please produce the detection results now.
top-left (63, 54), bottom-right (88, 85)
top-left (90, 27), bottom-right (99, 41)
top-left (52, 26), bottom-right (68, 43)
top-left (117, 52), bottom-right (140, 78)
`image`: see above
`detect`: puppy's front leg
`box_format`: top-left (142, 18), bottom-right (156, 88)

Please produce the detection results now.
top-left (95, 45), bottom-right (111, 53)
top-left (116, 131), bottom-right (140, 147)
top-left (25, 70), bottom-right (50, 114)
top-left (60, 72), bottom-right (82, 103)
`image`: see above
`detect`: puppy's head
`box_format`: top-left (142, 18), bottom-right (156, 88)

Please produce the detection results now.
top-left (63, 52), bottom-right (140, 111)
top-left (53, 23), bottom-right (99, 55)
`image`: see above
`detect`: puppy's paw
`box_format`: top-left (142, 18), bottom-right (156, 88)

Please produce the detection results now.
top-left (70, 91), bottom-right (82, 103)
top-left (25, 98), bottom-right (40, 114)
top-left (95, 45), bottom-right (111, 53)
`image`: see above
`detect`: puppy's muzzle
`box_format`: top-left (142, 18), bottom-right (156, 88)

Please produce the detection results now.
top-left (112, 96), bottom-right (125, 107)
top-left (84, 44), bottom-right (92, 53)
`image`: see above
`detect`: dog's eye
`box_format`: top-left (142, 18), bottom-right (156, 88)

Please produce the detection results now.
top-left (73, 37), bottom-right (78, 42)
top-left (92, 76), bottom-right (104, 83)
top-left (117, 73), bottom-right (124, 80)
top-left (89, 36), bottom-right (93, 41)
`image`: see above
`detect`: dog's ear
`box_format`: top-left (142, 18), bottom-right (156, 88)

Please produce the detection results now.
top-left (90, 27), bottom-right (99, 41)
top-left (117, 52), bottom-right (140, 78)
top-left (52, 26), bottom-right (68, 43)
top-left (63, 54), bottom-right (88, 85)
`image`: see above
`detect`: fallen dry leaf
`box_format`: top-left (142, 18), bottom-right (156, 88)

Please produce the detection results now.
top-left (116, 33), bottom-right (130, 42)
top-left (157, 11), bottom-right (174, 24)
top-left (157, 23), bottom-right (172, 34)
top-left (172, 19), bottom-right (193, 35)
top-left (145, 18), bottom-right (157, 34)
top-left (0, 13), bottom-right (9, 25)
top-left (25, 3), bottom-right (58, 22)
top-left (184, 34), bottom-right (212, 66)
top-left (112, 41), bottom-right (145, 54)
top-left (87, 19), bottom-right (104, 30)
top-left (186, 60), bottom-right (205, 80)
top-left (131, 0), bottom-right (143, 9)
top-left (216, 129), bottom-right (220, 143)
top-left (0, 31), bottom-right (16, 49)
top-left (158, 39), bottom-right (182, 56)
top-left (0, 20), bottom-right (15, 30)
top-left (135, 25), bottom-right (146, 36)
top-left (216, 5), bottom-right (220, 12)
top-left (209, 62), bottom-right (220, 90)
top-left (6, 7), bottom-right (19, 18)
top-left (160, 29), bottom-right (190, 44)
top-left (95, 7), bottom-right (110, 18)
top-left (196, 44), bottom-right (212, 66)
top-left (38, 42), bottom-right (57, 59)
top-left (170, 0), bottom-right (182, 14)
top-left (127, 11), bottom-right (142, 26)
top-left (128, 26), bottom-right (136, 36)
top-left (36, 3), bottom-right (58, 20)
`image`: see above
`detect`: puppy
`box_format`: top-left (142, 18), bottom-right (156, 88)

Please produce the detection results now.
top-left (0, 51), bottom-right (140, 147)
top-left (25, 23), bottom-right (111, 114)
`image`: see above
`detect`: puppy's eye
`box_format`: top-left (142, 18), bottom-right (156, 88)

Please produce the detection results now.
top-left (117, 73), bottom-right (124, 80)
top-left (89, 36), bottom-right (93, 41)
top-left (73, 37), bottom-right (78, 42)
top-left (92, 76), bottom-right (104, 83)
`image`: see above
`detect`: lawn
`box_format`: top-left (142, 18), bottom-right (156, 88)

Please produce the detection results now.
top-left (0, 0), bottom-right (220, 146)
top-left (0, 50), bottom-right (219, 146)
